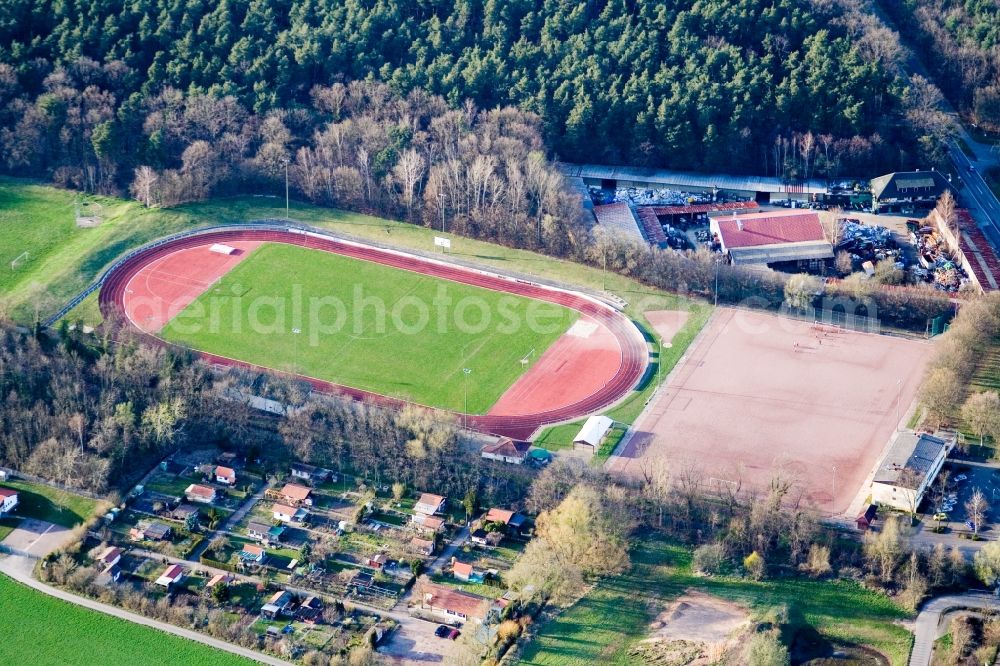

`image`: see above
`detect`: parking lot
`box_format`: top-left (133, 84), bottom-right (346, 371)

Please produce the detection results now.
top-left (922, 462), bottom-right (1000, 535)
top-left (0, 518), bottom-right (74, 557)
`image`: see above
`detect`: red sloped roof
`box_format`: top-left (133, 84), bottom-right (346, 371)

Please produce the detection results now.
top-left (716, 211), bottom-right (826, 249)
top-left (0, 488), bottom-right (17, 498)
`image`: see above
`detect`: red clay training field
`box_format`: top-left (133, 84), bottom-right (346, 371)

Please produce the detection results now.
top-left (607, 308), bottom-right (932, 515)
top-left (100, 228), bottom-right (648, 440)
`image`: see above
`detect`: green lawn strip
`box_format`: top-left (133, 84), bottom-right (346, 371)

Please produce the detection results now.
top-left (1, 479), bottom-right (103, 527)
top-left (0, 177), bottom-right (204, 321)
top-left (0, 516), bottom-right (19, 540)
top-left (59, 290), bottom-right (104, 328)
top-left (0, 574), bottom-right (257, 666)
top-left (161, 242), bottom-right (576, 413)
top-left (949, 339), bottom-right (1000, 457)
top-left (521, 539), bottom-right (912, 666)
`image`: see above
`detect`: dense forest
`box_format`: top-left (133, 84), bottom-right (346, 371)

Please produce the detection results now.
top-left (0, 0), bottom-right (943, 184)
top-left (883, 0), bottom-right (1000, 131)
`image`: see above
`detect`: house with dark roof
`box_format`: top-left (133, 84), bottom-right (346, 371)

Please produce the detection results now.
top-left (871, 431), bottom-right (956, 511)
top-left (870, 170), bottom-right (952, 213)
top-left (261, 590), bottom-right (295, 619)
top-left (290, 463), bottom-right (332, 484)
top-left (710, 210), bottom-right (833, 271)
top-left (141, 522), bottom-right (172, 541)
top-left (481, 438), bottom-right (531, 465)
top-left (171, 503), bottom-right (200, 522)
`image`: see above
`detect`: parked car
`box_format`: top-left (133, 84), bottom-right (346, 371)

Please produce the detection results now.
top-left (933, 512), bottom-right (948, 521)
top-left (447, 628), bottom-right (461, 640)
top-left (435, 625), bottom-right (451, 639)
top-left (966, 520), bottom-right (977, 531)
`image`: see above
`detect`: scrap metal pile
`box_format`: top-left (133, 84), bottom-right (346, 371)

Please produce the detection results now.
top-left (913, 225), bottom-right (968, 292)
top-left (590, 186), bottom-right (715, 206)
top-left (837, 219), bottom-right (901, 264)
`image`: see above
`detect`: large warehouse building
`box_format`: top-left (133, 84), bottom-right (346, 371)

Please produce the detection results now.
top-left (710, 209), bottom-right (834, 271)
top-left (562, 163), bottom-right (829, 203)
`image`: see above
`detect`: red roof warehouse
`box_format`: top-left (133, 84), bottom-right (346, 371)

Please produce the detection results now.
top-left (710, 210), bottom-right (833, 269)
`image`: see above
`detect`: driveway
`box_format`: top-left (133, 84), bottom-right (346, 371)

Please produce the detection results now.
top-left (1, 519), bottom-right (74, 557)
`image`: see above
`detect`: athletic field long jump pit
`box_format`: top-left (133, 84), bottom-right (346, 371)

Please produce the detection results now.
top-left (100, 227), bottom-right (649, 439)
top-left (607, 308), bottom-right (932, 514)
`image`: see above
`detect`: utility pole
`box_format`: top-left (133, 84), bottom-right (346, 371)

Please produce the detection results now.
top-left (602, 251), bottom-right (607, 292)
top-left (284, 161), bottom-right (290, 221)
top-left (832, 465), bottom-right (838, 506)
top-left (714, 258), bottom-right (721, 307)
top-left (895, 379), bottom-right (903, 430)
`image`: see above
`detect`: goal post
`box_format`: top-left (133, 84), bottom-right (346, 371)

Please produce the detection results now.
top-left (10, 251), bottom-right (28, 271)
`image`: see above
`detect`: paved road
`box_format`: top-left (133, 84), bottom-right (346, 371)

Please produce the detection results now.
top-left (909, 593), bottom-right (1000, 666)
top-left (0, 554), bottom-right (294, 666)
top-left (948, 142), bottom-right (1000, 249)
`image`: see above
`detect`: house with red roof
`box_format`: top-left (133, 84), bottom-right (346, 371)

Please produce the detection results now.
top-left (185, 484), bottom-right (217, 504)
top-left (96, 546), bottom-right (122, 568)
top-left (215, 466), bottom-right (236, 486)
top-left (481, 438), bottom-right (531, 465)
top-left (155, 564), bottom-right (185, 587)
top-left (710, 209), bottom-right (833, 271)
top-left (420, 582), bottom-right (489, 623)
top-left (0, 487), bottom-right (18, 516)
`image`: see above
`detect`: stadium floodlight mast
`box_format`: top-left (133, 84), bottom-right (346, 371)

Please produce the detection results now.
top-left (463, 367), bottom-right (472, 429)
top-left (894, 378), bottom-right (903, 431)
top-left (284, 161), bottom-right (290, 221)
top-left (292, 327), bottom-right (301, 374)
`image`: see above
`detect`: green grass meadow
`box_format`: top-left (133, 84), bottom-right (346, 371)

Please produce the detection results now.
top-left (161, 242), bottom-right (577, 413)
top-left (1, 479), bottom-right (104, 528)
top-left (0, 574), bottom-right (256, 666)
top-left (520, 538), bottom-right (912, 666)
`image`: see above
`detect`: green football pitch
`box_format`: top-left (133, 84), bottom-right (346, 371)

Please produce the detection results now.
top-left (161, 243), bottom-right (578, 413)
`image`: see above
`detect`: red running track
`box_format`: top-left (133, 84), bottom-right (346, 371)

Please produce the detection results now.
top-left (99, 229), bottom-right (649, 439)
